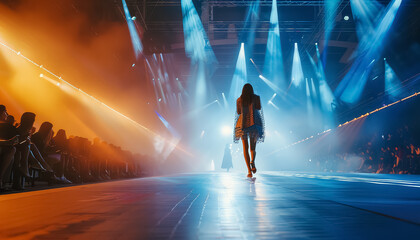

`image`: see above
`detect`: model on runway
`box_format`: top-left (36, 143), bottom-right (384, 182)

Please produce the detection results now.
top-left (234, 84), bottom-right (264, 178)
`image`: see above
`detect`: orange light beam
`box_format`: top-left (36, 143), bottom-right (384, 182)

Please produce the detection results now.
top-left (0, 40), bottom-right (193, 157)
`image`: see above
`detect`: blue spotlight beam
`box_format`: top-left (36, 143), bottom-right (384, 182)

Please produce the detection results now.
top-left (242, 0), bottom-right (260, 50)
top-left (291, 43), bottom-right (304, 88)
top-left (335, 0), bottom-right (402, 104)
top-left (259, 75), bottom-right (281, 93)
top-left (263, 0), bottom-right (285, 89)
top-left (181, 0), bottom-right (217, 108)
top-left (155, 111), bottom-right (181, 138)
top-left (185, 100), bottom-right (218, 118)
top-left (323, 0), bottom-right (341, 65)
top-left (181, 0), bottom-right (216, 64)
top-left (221, 93), bottom-right (228, 109)
top-left (122, 0), bottom-right (143, 58)
top-left (385, 59), bottom-right (402, 99)
top-left (350, 0), bottom-right (384, 43)
top-left (307, 46), bottom-right (335, 112)
top-left (305, 78), bottom-right (313, 116)
top-left (229, 43), bottom-right (247, 101)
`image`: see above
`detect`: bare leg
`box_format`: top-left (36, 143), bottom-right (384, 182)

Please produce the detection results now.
top-left (249, 136), bottom-right (257, 173)
top-left (19, 144), bottom-right (31, 177)
top-left (30, 144), bottom-right (53, 172)
top-left (241, 136), bottom-right (252, 176)
top-left (250, 136), bottom-right (257, 163)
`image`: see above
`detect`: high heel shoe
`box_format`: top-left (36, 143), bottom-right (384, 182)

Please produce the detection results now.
top-left (250, 161), bottom-right (257, 174)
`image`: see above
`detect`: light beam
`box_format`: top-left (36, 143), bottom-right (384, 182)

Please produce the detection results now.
top-left (122, 0), bottom-right (143, 58)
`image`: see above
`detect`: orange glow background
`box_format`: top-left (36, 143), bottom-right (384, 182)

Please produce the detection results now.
top-left (0, 0), bottom-right (166, 158)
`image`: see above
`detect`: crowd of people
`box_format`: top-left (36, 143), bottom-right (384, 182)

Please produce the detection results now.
top-left (356, 126), bottom-right (419, 174)
top-left (305, 97), bottom-right (420, 174)
top-left (0, 104), bottom-right (147, 192)
top-left (312, 125), bottom-right (420, 174)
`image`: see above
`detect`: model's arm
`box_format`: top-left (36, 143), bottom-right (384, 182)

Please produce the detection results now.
top-left (236, 98), bottom-right (241, 114)
top-left (255, 95), bottom-right (261, 110)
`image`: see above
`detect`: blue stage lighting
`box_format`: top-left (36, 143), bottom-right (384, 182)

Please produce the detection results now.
top-left (335, 0), bottom-right (402, 104)
top-left (181, 0), bottom-right (217, 108)
top-left (259, 75), bottom-right (281, 93)
top-left (263, 0), bottom-right (285, 88)
top-left (315, 44), bottom-right (334, 112)
top-left (350, 0), bottom-right (384, 42)
top-left (306, 78), bottom-right (313, 116)
top-left (242, 0), bottom-right (260, 49)
top-left (181, 0), bottom-right (216, 64)
top-left (122, 0), bottom-right (143, 58)
top-left (155, 111), bottom-right (180, 138)
top-left (291, 43), bottom-right (304, 87)
top-left (221, 93), bottom-right (228, 109)
top-left (229, 43), bottom-right (247, 101)
top-left (384, 59), bottom-right (402, 99)
top-left (324, 0), bottom-right (340, 65)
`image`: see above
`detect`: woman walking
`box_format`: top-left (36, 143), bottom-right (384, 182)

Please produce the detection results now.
top-left (234, 83), bottom-right (264, 178)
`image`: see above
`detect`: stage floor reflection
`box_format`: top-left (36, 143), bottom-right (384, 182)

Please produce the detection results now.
top-left (1, 172), bottom-right (420, 239)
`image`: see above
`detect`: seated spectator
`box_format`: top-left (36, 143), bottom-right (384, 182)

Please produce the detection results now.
top-left (52, 129), bottom-right (74, 182)
top-left (0, 107), bottom-right (36, 189)
top-left (29, 143), bottom-right (53, 173)
top-left (0, 105), bottom-right (19, 190)
top-left (32, 122), bottom-right (71, 184)
top-left (6, 115), bottom-right (15, 126)
top-left (13, 112), bottom-right (37, 189)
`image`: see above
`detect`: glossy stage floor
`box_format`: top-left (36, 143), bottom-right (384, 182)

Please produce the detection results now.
top-left (1, 172), bottom-right (420, 239)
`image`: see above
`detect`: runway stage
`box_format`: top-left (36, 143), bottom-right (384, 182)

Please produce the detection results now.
top-left (1, 172), bottom-right (420, 239)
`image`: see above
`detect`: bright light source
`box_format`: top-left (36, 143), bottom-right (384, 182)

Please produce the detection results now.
top-left (210, 159), bottom-right (215, 171)
top-left (259, 75), bottom-right (281, 93)
top-left (132, 63), bottom-right (135, 67)
top-left (39, 74), bottom-right (43, 78)
top-left (344, 15), bottom-right (350, 21)
top-left (131, 16), bottom-right (136, 21)
top-left (221, 125), bottom-right (232, 136)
